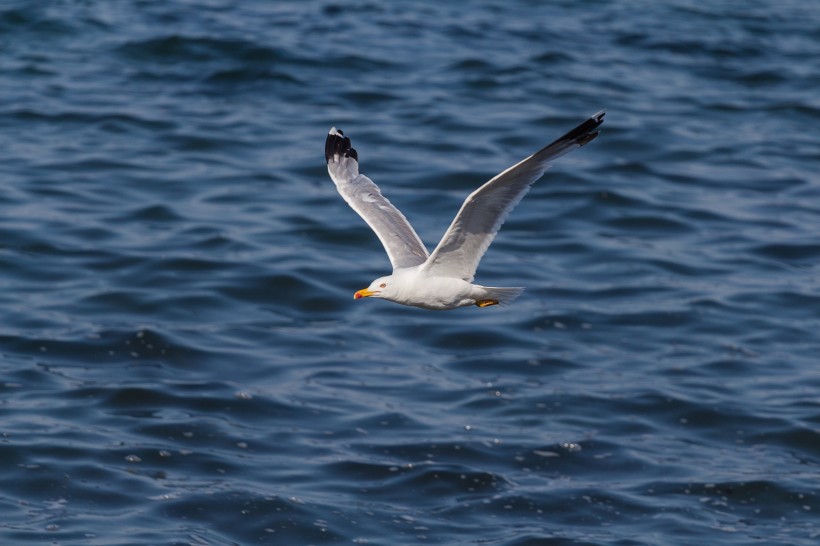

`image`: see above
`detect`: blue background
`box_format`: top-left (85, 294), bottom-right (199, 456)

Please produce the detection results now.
top-left (1, 1), bottom-right (818, 544)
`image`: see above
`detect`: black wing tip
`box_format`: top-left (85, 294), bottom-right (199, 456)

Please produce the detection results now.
top-left (551, 110), bottom-right (606, 149)
top-left (547, 110), bottom-right (606, 148)
top-left (585, 110), bottom-right (605, 144)
top-left (325, 127), bottom-right (358, 164)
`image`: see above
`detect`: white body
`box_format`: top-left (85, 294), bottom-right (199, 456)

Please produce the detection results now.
top-left (362, 267), bottom-right (524, 310)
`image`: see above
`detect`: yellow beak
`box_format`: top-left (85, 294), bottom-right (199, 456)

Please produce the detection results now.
top-left (354, 288), bottom-right (376, 299)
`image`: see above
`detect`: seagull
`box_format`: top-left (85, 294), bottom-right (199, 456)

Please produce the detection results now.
top-left (325, 111), bottom-right (604, 310)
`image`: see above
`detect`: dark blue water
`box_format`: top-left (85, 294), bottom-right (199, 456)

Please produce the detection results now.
top-left (1, 1), bottom-right (818, 544)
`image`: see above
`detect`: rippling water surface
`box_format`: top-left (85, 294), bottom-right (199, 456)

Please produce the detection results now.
top-left (1, 1), bottom-right (819, 544)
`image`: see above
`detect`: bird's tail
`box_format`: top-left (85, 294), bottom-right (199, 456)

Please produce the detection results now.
top-left (477, 286), bottom-right (525, 307)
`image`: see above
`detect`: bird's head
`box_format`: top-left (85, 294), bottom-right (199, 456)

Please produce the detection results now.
top-left (354, 276), bottom-right (395, 301)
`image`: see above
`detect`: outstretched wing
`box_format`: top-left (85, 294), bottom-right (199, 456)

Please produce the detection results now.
top-left (423, 111), bottom-right (605, 281)
top-left (325, 128), bottom-right (429, 270)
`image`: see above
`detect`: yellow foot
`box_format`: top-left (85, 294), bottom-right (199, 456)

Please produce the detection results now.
top-left (475, 299), bottom-right (499, 308)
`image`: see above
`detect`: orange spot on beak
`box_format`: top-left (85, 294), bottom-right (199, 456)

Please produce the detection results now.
top-left (354, 288), bottom-right (375, 299)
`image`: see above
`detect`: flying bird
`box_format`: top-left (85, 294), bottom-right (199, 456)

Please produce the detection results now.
top-left (325, 111), bottom-right (604, 310)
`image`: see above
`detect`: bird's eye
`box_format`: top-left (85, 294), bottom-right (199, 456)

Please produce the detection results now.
top-left (379, 283), bottom-right (387, 288)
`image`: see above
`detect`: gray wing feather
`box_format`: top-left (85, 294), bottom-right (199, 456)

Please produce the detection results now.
top-left (325, 128), bottom-right (429, 270)
top-left (423, 111), bottom-right (605, 281)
